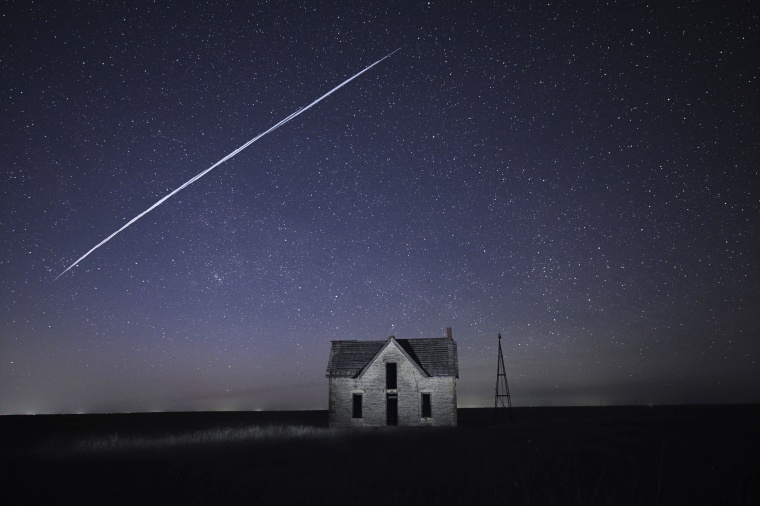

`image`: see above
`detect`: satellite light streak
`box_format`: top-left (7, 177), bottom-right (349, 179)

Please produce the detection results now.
top-left (55, 48), bottom-right (400, 281)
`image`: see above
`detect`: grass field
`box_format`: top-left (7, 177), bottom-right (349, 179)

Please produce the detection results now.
top-left (1, 406), bottom-right (758, 505)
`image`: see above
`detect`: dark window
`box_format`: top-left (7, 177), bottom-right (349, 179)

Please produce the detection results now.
top-left (386, 363), bottom-right (397, 389)
top-left (421, 393), bottom-right (432, 418)
top-left (352, 394), bottom-right (362, 418)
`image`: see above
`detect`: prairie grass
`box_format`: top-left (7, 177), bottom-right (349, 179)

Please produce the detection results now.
top-left (2, 406), bottom-right (758, 505)
top-left (74, 424), bottom-right (342, 453)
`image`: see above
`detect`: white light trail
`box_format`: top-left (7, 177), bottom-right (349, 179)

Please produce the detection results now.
top-left (55, 48), bottom-right (400, 280)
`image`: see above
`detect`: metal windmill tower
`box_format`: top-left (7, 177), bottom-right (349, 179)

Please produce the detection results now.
top-left (494, 333), bottom-right (513, 421)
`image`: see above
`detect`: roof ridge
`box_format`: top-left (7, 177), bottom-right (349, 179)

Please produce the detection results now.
top-left (326, 337), bottom-right (458, 378)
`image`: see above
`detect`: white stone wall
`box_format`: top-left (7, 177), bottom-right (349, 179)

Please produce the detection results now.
top-left (328, 340), bottom-right (457, 427)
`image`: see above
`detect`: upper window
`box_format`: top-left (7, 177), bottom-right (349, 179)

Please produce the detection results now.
top-left (352, 393), bottom-right (363, 419)
top-left (386, 362), bottom-right (397, 389)
top-left (421, 393), bottom-right (432, 418)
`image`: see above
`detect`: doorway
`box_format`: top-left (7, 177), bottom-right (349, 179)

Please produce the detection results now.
top-left (386, 394), bottom-right (398, 425)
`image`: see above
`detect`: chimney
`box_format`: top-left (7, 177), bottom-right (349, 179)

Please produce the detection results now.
top-left (446, 327), bottom-right (453, 340)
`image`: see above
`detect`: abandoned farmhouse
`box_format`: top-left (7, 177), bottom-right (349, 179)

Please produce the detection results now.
top-left (325, 328), bottom-right (459, 427)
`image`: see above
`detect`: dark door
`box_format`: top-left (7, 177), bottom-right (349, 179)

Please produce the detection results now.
top-left (386, 394), bottom-right (398, 426)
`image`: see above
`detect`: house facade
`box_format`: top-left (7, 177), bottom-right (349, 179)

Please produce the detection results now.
top-left (325, 328), bottom-right (459, 427)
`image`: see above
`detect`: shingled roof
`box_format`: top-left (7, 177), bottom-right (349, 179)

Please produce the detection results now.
top-left (326, 336), bottom-right (459, 378)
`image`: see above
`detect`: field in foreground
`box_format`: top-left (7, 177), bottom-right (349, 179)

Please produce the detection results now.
top-left (1, 406), bottom-right (758, 505)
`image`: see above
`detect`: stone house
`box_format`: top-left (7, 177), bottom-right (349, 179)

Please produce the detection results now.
top-left (325, 328), bottom-right (459, 427)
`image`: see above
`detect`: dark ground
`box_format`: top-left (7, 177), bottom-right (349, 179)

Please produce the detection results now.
top-left (1, 405), bottom-right (758, 505)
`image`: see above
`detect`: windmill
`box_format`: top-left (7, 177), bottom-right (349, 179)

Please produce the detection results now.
top-left (494, 333), bottom-right (513, 422)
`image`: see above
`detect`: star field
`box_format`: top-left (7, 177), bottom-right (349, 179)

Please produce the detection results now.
top-left (1, 1), bottom-right (758, 413)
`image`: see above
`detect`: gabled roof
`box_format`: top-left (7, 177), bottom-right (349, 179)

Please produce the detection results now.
top-left (326, 336), bottom-right (458, 379)
top-left (355, 338), bottom-right (429, 379)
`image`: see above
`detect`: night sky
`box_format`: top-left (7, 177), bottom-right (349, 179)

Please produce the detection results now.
top-left (2, 1), bottom-right (758, 414)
